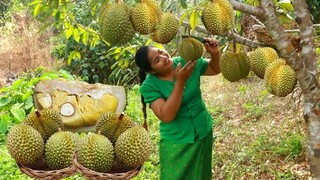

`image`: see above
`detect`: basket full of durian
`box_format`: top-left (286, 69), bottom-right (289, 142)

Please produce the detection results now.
top-left (6, 79), bottom-right (153, 179)
top-left (7, 109), bottom-right (77, 180)
top-left (7, 109), bottom-right (153, 180)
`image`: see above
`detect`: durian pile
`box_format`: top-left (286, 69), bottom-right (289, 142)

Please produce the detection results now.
top-left (98, 0), bottom-right (179, 45)
top-left (6, 109), bottom-right (153, 175)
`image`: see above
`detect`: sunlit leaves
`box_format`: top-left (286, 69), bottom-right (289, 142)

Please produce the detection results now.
top-left (68, 50), bottom-right (81, 65)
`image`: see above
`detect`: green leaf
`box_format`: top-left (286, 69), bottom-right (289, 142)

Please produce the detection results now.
top-left (33, 3), bottom-right (42, 17)
top-left (278, 0), bottom-right (294, 11)
top-left (28, 0), bottom-right (44, 6)
top-left (0, 115), bottom-right (9, 134)
top-left (189, 10), bottom-right (198, 30)
top-left (316, 47), bottom-right (320, 55)
top-left (82, 31), bottom-right (89, 45)
top-left (179, 0), bottom-right (187, 8)
top-left (65, 26), bottom-right (74, 39)
top-left (73, 28), bottom-right (80, 43)
top-left (68, 51), bottom-right (75, 65)
top-left (10, 104), bottom-right (26, 122)
top-left (0, 97), bottom-right (11, 108)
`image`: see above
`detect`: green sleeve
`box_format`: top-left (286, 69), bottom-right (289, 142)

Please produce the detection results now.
top-left (197, 57), bottom-right (209, 75)
top-left (139, 81), bottom-right (163, 105)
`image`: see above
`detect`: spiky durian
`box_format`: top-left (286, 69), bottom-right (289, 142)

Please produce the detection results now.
top-left (45, 131), bottom-right (78, 170)
top-left (248, 47), bottom-right (279, 79)
top-left (95, 112), bottom-right (136, 144)
top-left (23, 109), bottom-right (63, 141)
top-left (264, 58), bottom-right (297, 97)
top-left (178, 38), bottom-right (204, 61)
top-left (150, 12), bottom-right (179, 44)
top-left (115, 127), bottom-right (153, 169)
top-left (99, 3), bottom-right (135, 45)
top-left (76, 133), bottom-right (114, 172)
top-left (220, 51), bottom-right (250, 82)
top-left (202, 0), bottom-right (234, 35)
top-left (6, 124), bottom-right (44, 166)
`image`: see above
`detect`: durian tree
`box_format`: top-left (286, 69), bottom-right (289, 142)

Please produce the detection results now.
top-left (223, 0), bottom-right (320, 178)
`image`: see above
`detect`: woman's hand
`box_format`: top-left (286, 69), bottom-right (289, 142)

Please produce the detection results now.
top-left (204, 37), bottom-right (219, 55)
top-left (174, 60), bottom-right (197, 87)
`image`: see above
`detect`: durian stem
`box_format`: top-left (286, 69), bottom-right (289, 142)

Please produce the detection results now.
top-left (232, 30), bottom-right (236, 53)
top-left (35, 109), bottom-right (41, 117)
top-left (118, 112), bottom-right (124, 121)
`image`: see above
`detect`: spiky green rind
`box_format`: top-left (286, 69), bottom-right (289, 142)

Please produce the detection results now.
top-left (220, 51), bottom-right (250, 82)
top-left (23, 109), bottom-right (63, 141)
top-left (202, 2), bottom-right (225, 35)
top-left (141, 0), bottom-right (162, 26)
top-left (248, 47), bottom-right (278, 79)
top-left (220, 52), bottom-right (242, 82)
top-left (212, 0), bottom-right (235, 28)
top-left (264, 58), bottom-right (296, 97)
top-left (45, 131), bottom-right (77, 170)
top-left (76, 133), bottom-right (114, 172)
top-left (150, 12), bottom-right (179, 44)
top-left (178, 38), bottom-right (204, 61)
top-left (130, 3), bottom-right (156, 35)
top-left (99, 3), bottom-right (135, 45)
top-left (95, 112), bottom-right (136, 144)
top-left (7, 124), bottom-right (44, 166)
top-left (115, 127), bottom-right (153, 169)
top-left (236, 52), bottom-right (251, 79)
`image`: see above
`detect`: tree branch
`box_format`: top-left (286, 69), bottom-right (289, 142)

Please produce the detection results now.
top-left (180, 21), bottom-right (261, 48)
top-left (229, 0), bottom-right (264, 17)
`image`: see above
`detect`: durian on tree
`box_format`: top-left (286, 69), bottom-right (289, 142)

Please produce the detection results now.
top-left (180, 0), bottom-right (320, 178)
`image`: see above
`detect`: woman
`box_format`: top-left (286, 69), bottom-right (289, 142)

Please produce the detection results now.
top-left (134, 37), bottom-right (220, 180)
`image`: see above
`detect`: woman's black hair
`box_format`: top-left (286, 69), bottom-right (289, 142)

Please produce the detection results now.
top-left (135, 46), bottom-right (153, 127)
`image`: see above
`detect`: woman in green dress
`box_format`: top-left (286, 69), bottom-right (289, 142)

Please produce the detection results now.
top-left (134, 37), bottom-right (221, 180)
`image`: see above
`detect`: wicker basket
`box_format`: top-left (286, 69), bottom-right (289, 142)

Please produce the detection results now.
top-left (17, 163), bottom-right (77, 180)
top-left (73, 154), bottom-right (142, 180)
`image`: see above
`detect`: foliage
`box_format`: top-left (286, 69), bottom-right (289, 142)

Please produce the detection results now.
top-left (306, 0), bottom-right (320, 24)
top-left (0, 67), bottom-right (74, 136)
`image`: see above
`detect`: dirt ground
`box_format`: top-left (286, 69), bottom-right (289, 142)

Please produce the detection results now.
top-left (0, 13), bottom-right (54, 87)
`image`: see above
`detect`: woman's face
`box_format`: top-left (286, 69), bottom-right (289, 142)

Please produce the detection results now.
top-left (147, 47), bottom-right (172, 74)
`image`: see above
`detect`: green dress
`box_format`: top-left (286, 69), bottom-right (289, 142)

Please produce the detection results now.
top-left (140, 57), bottom-right (214, 180)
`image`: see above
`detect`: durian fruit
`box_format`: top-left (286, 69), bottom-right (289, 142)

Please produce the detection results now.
top-left (248, 47), bottom-right (279, 79)
top-left (202, 0), bottom-right (234, 35)
top-left (264, 58), bottom-right (297, 97)
top-left (130, 3), bottom-right (156, 35)
top-left (150, 12), bottom-right (179, 44)
top-left (76, 133), bottom-right (114, 172)
top-left (220, 51), bottom-right (250, 82)
top-left (23, 109), bottom-right (64, 141)
top-left (45, 131), bottom-right (78, 170)
top-left (95, 112), bottom-right (136, 144)
top-left (141, 0), bottom-right (162, 25)
top-left (115, 127), bottom-right (153, 169)
top-left (99, 3), bottom-right (135, 45)
top-left (6, 124), bottom-right (44, 166)
top-left (178, 38), bottom-right (204, 61)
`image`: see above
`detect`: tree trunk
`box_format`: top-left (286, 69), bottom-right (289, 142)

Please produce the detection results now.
top-left (230, 0), bottom-right (320, 178)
